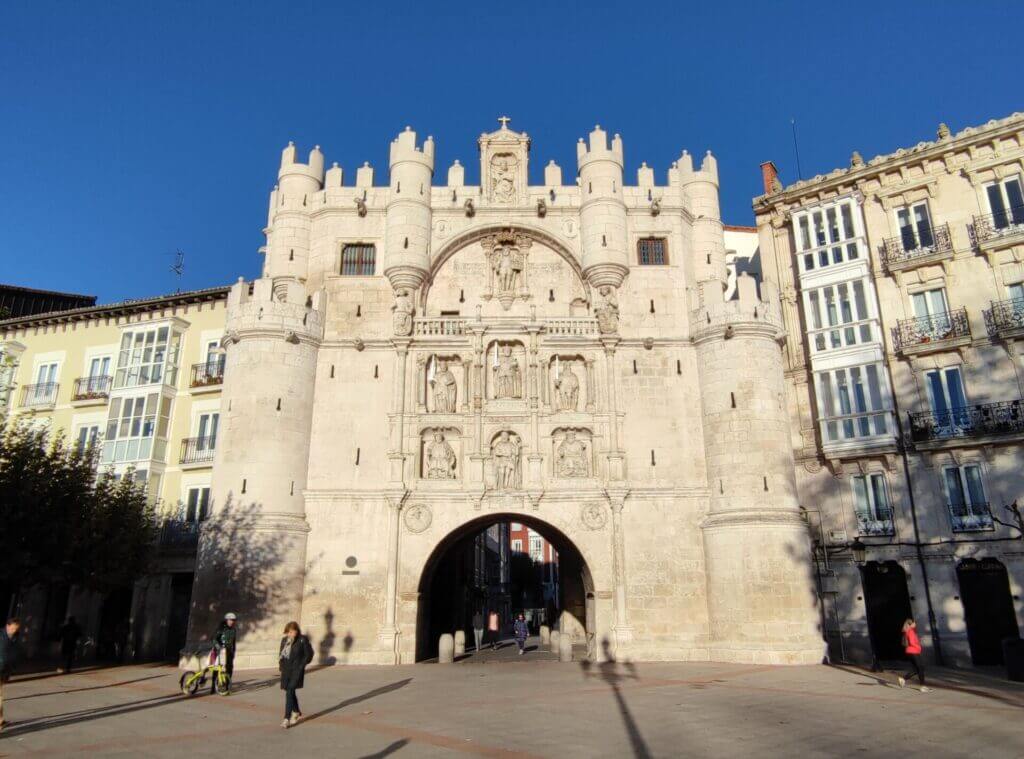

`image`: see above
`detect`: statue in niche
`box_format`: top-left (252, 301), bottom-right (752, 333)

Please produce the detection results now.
top-left (392, 289), bottom-right (414, 336)
top-left (492, 345), bottom-right (522, 399)
top-left (595, 285), bottom-right (619, 334)
top-left (492, 431), bottom-right (522, 490)
top-left (490, 153), bottom-right (517, 203)
top-left (556, 431), bottom-right (589, 477)
top-left (430, 359), bottom-right (457, 413)
top-left (492, 245), bottom-right (523, 298)
top-left (553, 362), bottom-right (579, 412)
top-left (425, 431), bottom-right (456, 479)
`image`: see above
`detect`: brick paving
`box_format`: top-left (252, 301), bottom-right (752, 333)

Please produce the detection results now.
top-left (0, 657), bottom-right (1022, 758)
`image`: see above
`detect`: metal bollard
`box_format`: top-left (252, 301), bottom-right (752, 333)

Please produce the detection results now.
top-left (559, 633), bottom-right (573, 662)
top-left (454, 629), bottom-right (466, 657)
top-left (439, 633), bottom-right (454, 664)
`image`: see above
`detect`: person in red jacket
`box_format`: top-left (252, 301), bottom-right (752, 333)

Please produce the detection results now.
top-left (897, 618), bottom-right (931, 692)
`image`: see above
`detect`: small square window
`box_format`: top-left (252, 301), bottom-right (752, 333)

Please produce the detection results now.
top-left (341, 244), bottom-right (376, 276)
top-left (637, 238), bottom-right (667, 266)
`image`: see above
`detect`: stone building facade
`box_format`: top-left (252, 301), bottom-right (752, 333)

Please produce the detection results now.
top-left (754, 112), bottom-right (1024, 667)
top-left (0, 287), bottom-right (229, 662)
top-left (186, 119), bottom-right (824, 668)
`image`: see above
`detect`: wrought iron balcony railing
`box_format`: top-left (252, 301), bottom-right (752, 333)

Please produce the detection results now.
top-left (158, 519), bottom-right (200, 549)
top-left (891, 307), bottom-right (970, 353)
top-left (20, 382), bottom-right (58, 407)
top-left (971, 205), bottom-right (1024, 246)
top-left (880, 223), bottom-right (953, 270)
top-left (72, 375), bottom-right (112, 401)
top-left (984, 298), bottom-right (1024, 336)
top-left (908, 400), bottom-right (1024, 443)
top-left (190, 357), bottom-right (225, 387)
top-left (857, 513), bottom-right (895, 537)
top-left (948, 504), bottom-right (994, 533)
top-left (179, 436), bottom-right (216, 465)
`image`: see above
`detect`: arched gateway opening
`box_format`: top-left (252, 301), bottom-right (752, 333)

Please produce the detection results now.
top-left (415, 513), bottom-right (595, 662)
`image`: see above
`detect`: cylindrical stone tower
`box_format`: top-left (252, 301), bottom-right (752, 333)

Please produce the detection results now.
top-left (680, 150), bottom-right (728, 285)
top-left (265, 142), bottom-right (324, 282)
top-left (693, 274), bottom-right (823, 665)
top-left (186, 276), bottom-right (324, 669)
top-left (577, 125), bottom-right (628, 288)
top-left (383, 126), bottom-right (434, 293)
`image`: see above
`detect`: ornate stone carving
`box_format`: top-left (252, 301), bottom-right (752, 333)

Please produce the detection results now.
top-left (404, 503), bottom-right (433, 533)
top-left (595, 286), bottom-right (619, 334)
top-left (491, 431), bottom-right (522, 491)
top-left (553, 362), bottom-right (579, 411)
top-left (429, 359), bottom-right (457, 413)
top-left (490, 153), bottom-right (517, 203)
top-left (556, 430), bottom-right (589, 477)
top-left (481, 230), bottom-right (532, 310)
top-left (492, 344), bottom-right (522, 399)
top-left (424, 432), bottom-right (456, 479)
top-left (392, 289), bottom-right (413, 336)
top-left (581, 502), bottom-right (607, 530)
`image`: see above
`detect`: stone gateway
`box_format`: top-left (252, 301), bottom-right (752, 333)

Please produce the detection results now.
top-left (186, 119), bottom-right (824, 668)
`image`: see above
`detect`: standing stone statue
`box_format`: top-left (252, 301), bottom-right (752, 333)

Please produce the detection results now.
top-left (425, 431), bottom-right (456, 479)
top-left (595, 285), bottom-right (619, 334)
top-left (492, 345), bottom-right (522, 399)
top-left (430, 360), bottom-right (457, 413)
top-left (556, 431), bottom-right (589, 477)
top-left (553, 363), bottom-right (580, 412)
top-left (492, 247), bottom-right (523, 297)
top-left (492, 431), bottom-right (521, 490)
top-left (392, 289), bottom-right (414, 336)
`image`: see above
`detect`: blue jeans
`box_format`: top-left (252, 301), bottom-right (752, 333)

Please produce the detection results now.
top-left (284, 688), bottom-right (300, 719)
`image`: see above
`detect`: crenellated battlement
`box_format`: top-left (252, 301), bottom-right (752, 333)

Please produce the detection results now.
top-left (225, 277), bottom-right (325, 343)
top-left (279, 142), bottom-right (325, 186)
top-left (678, 149), bottom-right (719, 187)
top-left (389, 126), bottom-right (435, 171)
top-left (690, 273), bottom-right (784, 341)
top-left (576, 125), bottom-right (624, 170)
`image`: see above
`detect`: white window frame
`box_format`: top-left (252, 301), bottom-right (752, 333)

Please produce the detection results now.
top-left (815, 363), bottom-right (893, 443)
top-left (893, 200), bottom-right (935, 252)
top-left (511, 539), bottom-right (523, 553)
top-left (792, 197), bottom-right (865, 274)
top-left (984, 175), bottom-right (1024, 225)
top-left (851, 473), bottom-right (893, 535)
top-left (942, 463), bottom-right (992, 531)
top-left (185, 486), bottom-right (212, 523)
top-left (803, 277), bottom-right (877, 353)
top-left (76, 424), bottom-right (101, 451)
top-left (114, 325), bottom-right (180, 390)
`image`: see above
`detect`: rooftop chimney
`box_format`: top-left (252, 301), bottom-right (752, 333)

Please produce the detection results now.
top-left (760, 161), bottom-right (780, 195)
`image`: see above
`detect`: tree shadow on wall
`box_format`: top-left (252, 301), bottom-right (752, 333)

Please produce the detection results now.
top-left (185, 496), bottom-right (319, 654)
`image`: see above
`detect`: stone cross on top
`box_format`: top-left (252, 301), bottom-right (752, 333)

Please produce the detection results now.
top-left (497, 116), bottom-right (511, 129)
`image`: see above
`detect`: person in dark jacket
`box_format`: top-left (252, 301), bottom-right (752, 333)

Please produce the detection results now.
top-left (279, 621), bottom-right (313, 728)
top-left (513, 613), bottom-right (529, 656)
top-left (1, 617), bottom-right (22, 733)
top-left (213, 612), bottom-right (238, 682)
top-left (58, 616), bottom-right (82, 674)
top-left (472, 611), bottom-right (485, 653)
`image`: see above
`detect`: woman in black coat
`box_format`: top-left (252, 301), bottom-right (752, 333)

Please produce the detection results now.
top-left (279, 621), bottom-right (313, 728)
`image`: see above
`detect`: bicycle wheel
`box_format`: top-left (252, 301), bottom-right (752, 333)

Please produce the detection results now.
top-left (215, 671), bottom-right (231, 696)
top-left (180, 671), bottom-right (201, 696)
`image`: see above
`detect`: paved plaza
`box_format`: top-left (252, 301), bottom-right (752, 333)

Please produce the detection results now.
top-left (1, 646), bottom-right (1022, 758)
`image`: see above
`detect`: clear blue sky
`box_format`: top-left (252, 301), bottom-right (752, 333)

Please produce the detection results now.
top-left (2, 1), bottom-right (1022, 303)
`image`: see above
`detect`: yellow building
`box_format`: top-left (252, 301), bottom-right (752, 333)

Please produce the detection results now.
top-left (0, 285), bottom-right (229, 661)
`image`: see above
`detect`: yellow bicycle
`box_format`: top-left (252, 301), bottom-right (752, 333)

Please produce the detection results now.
top-left (179, 646), bottom-right (231, 696)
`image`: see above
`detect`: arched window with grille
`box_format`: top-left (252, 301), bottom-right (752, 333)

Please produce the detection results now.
top-left (341, 244), bottom-right (376, 276)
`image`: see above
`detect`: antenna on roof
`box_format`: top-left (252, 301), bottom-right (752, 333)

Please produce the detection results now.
top-left (790, 118), bottom-right (803, 180)
top-left (169, 250), bottom-right (185, 293)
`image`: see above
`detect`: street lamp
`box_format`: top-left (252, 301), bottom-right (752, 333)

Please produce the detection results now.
top-left (850, 537), bottom-right (867, 566)
top-left (849, 537), bottom-right (879, 672)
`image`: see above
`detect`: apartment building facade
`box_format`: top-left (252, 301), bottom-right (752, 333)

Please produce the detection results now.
top-left (754, 112), bottom-right (1024, 667)
top-left (0, 286), bottom-right (229, 662)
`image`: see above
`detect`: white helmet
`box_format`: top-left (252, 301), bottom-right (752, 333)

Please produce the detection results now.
top-left (224, 612), bottom-right (237, 621)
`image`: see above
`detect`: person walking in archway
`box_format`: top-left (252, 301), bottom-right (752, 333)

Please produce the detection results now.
top-left (513, 613), bottom-right (529, 656)
top-left (279, 621), bottom-right (313, 728)
top-left (472, 610), bottom-right (485, 653)
top-left (897, 618), bottom-right (931, 692)
top-left (58, 616), bottom-right (81, 674)
top-left (488, 609), bottom-right (500, 650)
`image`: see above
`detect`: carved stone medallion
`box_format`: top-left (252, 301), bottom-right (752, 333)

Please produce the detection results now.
top-left (581, 502), bottom-right (607, 530)
top-left (404, 503), bottom-right (433, 534)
